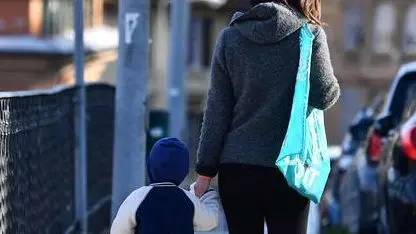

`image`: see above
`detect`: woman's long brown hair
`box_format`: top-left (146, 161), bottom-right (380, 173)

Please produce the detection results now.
top-left (250, 0), bottom-right (323, 25)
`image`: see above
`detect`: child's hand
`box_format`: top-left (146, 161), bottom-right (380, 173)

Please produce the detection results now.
top-left (194, 175), bottom-right (212, 197)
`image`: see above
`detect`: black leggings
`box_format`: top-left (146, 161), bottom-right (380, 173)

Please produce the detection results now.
top-left (218, 164), bottom-right (310, 234)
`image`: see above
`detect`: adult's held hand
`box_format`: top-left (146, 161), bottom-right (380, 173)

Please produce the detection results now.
top-left (194, 175), bottom-right (212, 197)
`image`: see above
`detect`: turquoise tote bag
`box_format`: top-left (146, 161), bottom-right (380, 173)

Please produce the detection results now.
top-left (276, 24), bottom-right (331, 204)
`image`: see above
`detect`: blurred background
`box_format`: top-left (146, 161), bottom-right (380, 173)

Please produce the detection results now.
top-left (1, 0), bottom-right (415, 147)
top-left (0, 0), bottom-right (415, 233)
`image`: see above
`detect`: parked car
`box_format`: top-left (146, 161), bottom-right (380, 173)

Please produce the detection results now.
top-left (324, 135), bottom-right (355, 227)
top-left (334, 97), bottom-right (383, 199)
top-left (330, 97), bottom-right (384, 234)
top-left (376, 63), bottom-right (416, 234)
top-left (320, 146), bottom-right (342, 232)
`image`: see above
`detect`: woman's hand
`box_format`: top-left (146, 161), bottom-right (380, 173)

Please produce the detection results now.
top-left (194, 175), bottom-right (212, 197)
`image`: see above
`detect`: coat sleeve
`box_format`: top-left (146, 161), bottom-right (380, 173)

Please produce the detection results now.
top-left (309, 27), bottom-right (340, 110)
top-left (196, 28), bottom-right (234, 178)
top-left (110, 187), bottom-right (152, 234)
top-left (184, 186), bottom-right (220, 231)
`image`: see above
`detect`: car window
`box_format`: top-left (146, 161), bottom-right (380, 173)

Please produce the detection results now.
top-left (372, 94), bottom-right (385, 114)
top-left (387, 72), bottom-right (416, 123)
top-left (402, 83), bottom-right (416, 121)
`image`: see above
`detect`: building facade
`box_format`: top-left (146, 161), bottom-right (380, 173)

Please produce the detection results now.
top-left (148, 0), bottom-right (348, 146)
top-left (181, 0), bottom-right (416, 145)
top-left (3, 0), bottom-right (415, 145)
top-left (326, 0), bottom-right (416, 142)
top-left (0, 0), bottom-right (118, 91)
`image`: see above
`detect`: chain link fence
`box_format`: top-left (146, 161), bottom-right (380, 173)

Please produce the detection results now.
top-left (0, 84), bottom-right (115, 234)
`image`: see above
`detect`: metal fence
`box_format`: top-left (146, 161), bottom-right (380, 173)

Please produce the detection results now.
top-left (0, 84), bottom-right (115, 234)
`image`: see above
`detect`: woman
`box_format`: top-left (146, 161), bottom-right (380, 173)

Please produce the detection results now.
top-left (194, 0), bottom-right (340, 233)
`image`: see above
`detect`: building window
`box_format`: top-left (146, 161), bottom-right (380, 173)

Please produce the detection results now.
top-left (43, 0), bottom-right (94, 36)
top-left (403, 4), bottom-right (416, 54)
top-left (187, 17), bottom-right (213, 69)
top-left (344, 5), bottom-right (363, 51)
top-left (373, 2), bottom-right (397, 54)
top-left (402, 84), bottom-right (416, 120)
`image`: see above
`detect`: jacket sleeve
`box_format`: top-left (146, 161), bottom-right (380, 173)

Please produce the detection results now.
top-left (185, 186), bottom-right (220, 231)
top-left (196, 28), bottom-right (234, 177)
top-left (110, 187), bottom-right (152, 234)
top-left (309, 27), bottom-right (340, 110)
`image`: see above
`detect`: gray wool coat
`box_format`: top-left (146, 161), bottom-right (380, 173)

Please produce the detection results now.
top-left (196, 2), bottom-right (340, 177)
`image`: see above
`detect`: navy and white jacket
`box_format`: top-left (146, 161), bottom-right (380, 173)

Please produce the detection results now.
top-left (111, 183), bottom-right (219, 234)
top-left (110, 137), bottom-right (219, 234)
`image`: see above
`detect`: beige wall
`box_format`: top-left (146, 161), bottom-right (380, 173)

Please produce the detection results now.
top-left (320, 0), bottom-right (416, 143)
top-left (147, 2), bottom-right (352, 144)
top-left (149, 4), bottom-right (231, 112)
top-left (150, 1), bottom-right (170, 110)
top-left (337, 0), bottom-right (416, 83)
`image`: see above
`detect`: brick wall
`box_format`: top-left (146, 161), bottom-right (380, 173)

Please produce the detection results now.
top-left (0, 0), bottom-right (105, 36)
top-left (0, 51), bottom-right (117, 91)
top-left (0, 0), bottom-right (31, 35)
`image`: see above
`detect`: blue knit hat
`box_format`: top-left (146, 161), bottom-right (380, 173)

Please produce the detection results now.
top-left (147, 137), bottom-right (190, 185)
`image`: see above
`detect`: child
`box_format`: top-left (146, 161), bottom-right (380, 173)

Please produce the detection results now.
top-left (111, 137), bottom-right (219, 234)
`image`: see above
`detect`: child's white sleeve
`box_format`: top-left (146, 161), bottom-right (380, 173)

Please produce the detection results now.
top-left (184, 186), bottom-right (220, 231)
top-left (110, 187), bottom-right (152, 234)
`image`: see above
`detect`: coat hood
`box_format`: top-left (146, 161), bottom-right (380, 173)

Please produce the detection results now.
top-left (230, 2), bottom-right (308, 44)
top-left (147, 137), bottom-right (189, 185)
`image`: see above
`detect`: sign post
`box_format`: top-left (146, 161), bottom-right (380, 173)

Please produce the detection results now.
top-left (111, 0), bottom-right (150, 218)
top-left (74, 0), bottom-right (88, 232)
top-left (168, 0), bottom-right (190, 140)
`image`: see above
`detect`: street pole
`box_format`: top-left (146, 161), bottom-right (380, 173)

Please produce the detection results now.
top-left (74, 0), bottom-right (88, 232)
top-left (168, 0), bottom-right (190, 140)
top-left (111, 0), bottom-right (150, 219)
